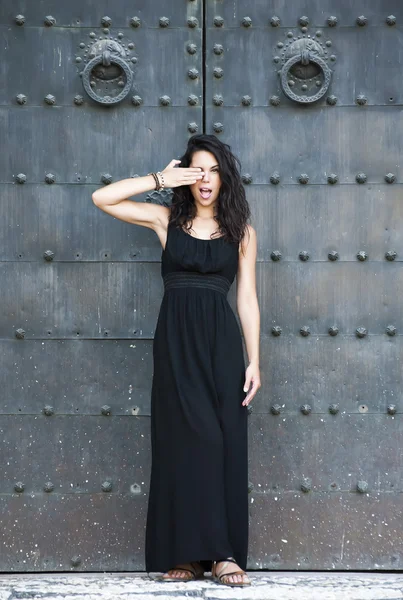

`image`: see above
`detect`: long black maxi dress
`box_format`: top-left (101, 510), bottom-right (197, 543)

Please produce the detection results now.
top-left (145, 221), bottom-right (249, 574)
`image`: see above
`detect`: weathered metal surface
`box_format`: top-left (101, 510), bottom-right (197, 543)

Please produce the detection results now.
top-left (206, 0), bottom-right (403, 571)
top-left (1, 0), bottom-right (202, 572)
top-left (0, 339), bottom-right (154, 416)
top-left (2, 0), bottom-right (403, 573)
top-left (0, 494), bottom-right (148, 571)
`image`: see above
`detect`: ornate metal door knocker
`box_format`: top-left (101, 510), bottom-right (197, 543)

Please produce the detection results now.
top-left (277, 36), bottom-right (334, 104)
top-left (78, 37), bottom-right (136, 105)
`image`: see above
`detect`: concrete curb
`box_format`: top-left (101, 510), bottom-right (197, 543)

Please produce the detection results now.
top-left (0, 572), bottom-right (403, 599)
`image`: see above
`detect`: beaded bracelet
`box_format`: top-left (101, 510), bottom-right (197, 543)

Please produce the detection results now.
top-left (156, 171), bottom-right (165, 190)
top-left (148, 172), bottom-right (161, 190)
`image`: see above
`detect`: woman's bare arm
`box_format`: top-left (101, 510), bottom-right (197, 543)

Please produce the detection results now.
top-left (92, 160), bottom-right (204, 231)
top-left (236, 225), bottom-right (261, 405)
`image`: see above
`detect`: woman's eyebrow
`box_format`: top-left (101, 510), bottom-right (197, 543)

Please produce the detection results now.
top-left (190, 164), bottom-right (219, 169)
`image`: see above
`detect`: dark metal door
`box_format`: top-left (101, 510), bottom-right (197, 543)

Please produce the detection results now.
top-left (0, 1), bottom-right (202, 571)
top-left (1, 0), bottom-right (403, 573)
top-left (206, 0), bottom-right (403, 570)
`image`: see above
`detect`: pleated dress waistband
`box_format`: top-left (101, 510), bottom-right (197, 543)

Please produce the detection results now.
top-left (163, 271), bottom-right (231, 296)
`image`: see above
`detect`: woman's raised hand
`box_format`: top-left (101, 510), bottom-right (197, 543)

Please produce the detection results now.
top-left (161, 159), bottom-right (204, 188)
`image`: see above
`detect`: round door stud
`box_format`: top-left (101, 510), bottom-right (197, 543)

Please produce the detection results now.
top-left (79, 39), bottom-right (134, 105)
top-left (277, 37), bottom-right (333, 104)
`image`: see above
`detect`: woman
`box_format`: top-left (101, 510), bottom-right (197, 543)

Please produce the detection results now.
top-left (92, 134), bottom-right (261, 587)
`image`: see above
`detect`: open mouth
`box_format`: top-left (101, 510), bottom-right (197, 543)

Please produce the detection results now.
top-left (199, 187), bottom-right (212, 199)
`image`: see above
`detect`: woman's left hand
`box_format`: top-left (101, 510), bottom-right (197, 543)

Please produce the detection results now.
top-left (242, 363), bottom-right (261, 406)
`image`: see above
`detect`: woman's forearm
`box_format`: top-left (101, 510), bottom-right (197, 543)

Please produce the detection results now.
top-left (237, 296), bottom-right (260, 366)
top-left (92, 175), bottom-right (156, 205)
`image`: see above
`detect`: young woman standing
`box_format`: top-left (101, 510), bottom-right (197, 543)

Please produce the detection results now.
top-left (92, 134), bottom-right (261, 587)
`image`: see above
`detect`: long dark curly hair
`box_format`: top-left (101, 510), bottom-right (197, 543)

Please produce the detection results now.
top-left (169, 134), bottom-right (251, 253)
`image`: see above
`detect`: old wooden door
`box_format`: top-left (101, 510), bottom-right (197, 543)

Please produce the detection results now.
top-left (1, 0), bottom-right (403, 573)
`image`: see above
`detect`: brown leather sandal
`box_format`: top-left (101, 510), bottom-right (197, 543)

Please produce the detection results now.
top-left (160, 561), bottom-right (204, 582)
top-left (212, 557), bottom-right (251, 587)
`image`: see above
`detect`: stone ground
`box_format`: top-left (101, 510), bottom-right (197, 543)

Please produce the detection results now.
top-left (0, 572), bottom-right (403, 600)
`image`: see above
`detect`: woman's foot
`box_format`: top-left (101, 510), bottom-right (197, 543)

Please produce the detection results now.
top-left (161, 561), bottom-right (204, 581)
top-left (213, 558), bottom-right (251, 586)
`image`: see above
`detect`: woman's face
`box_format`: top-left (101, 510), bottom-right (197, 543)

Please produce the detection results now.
top-left (188, 150), bottom-right (221, 208)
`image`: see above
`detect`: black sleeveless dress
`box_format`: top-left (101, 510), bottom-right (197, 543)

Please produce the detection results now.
top-left (145, 221), bottom-right (249, 574)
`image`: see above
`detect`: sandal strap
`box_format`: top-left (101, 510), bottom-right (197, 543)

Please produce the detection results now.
top-left (218, 569), bottom-right (247, 583)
